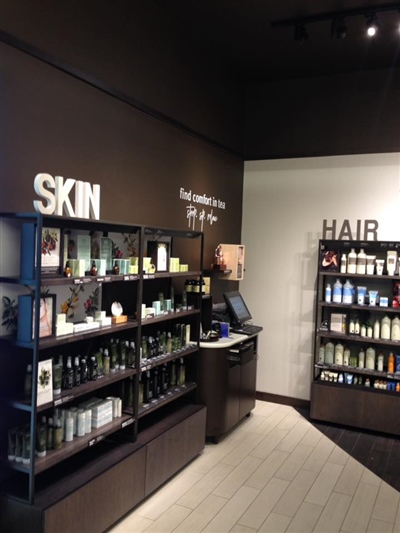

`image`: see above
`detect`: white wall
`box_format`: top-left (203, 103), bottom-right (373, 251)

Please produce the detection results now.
top-left (242, 153), bottom-right (400, 401)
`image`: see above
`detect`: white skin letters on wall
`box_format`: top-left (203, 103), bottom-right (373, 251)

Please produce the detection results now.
top-left (33, 173), bottom-right (100, 220)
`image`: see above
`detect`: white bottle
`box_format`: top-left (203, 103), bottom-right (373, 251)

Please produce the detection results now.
top-left (391, 316), bottom-right (400, 341)
top-left (381, 316), bottom-right (391, 340)
top-left (365, 346), bottom-right (376, 370)
top-left (373, 319), bottom-right (380, 339)
top-left (343, 346), bottom-right (350, 366)
top-left (332, 279), bottom-right (343, 303)
top-left (354, 318), bottom-right (360, 335)
top-left (377, 352), bottom-right (384, 372)
top-left (325, 342), bottom-right (334, 364)
top-left (342, 280), bottom-right (354, 304)
top-left (358, 348), bottom-right (365, 369)
top-left (325, 283), bottom-right (332, 303)
top-left (360, 323), bottom-right (367, 337)
top-left (65, 413), bottom-right (73, 442)
top-left (349, 317), bottom-right (355, 334)
top-left (340, 254), bottom-right (347, 273)
top-left (318, 345), bottom-right (325, 363)
top-left (347, 248), bottom-right (357, 274)
top-left (334, 343), bottom-right (344, 365)
top-left (356, 248), bottom-right (367, 275)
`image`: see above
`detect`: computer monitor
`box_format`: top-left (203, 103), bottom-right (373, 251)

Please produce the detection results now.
top-left (223, 291), bottom-right (252, 327)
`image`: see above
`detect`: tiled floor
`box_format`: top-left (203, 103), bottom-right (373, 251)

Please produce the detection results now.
top-left (110, 401), bottom-right (400, 533)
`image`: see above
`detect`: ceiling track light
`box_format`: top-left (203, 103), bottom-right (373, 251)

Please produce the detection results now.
top-left (331, 17), bottom-right (347, 39)
top-left (272, 3), bottom-right (400, 41)
top-left (295, 23), bottom-right (308, 44)
top-left (366, 13), bottom-right (380, 36)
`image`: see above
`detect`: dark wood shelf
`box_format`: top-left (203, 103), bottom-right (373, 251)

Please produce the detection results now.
top-left (8, 368), bottom-right (137, 413)
top-left (8, 414), bottom-right (135, 475)
top-left (15, 319), bottom-right (139, 350)
top-left (313, 378), bottom-right (400, 396)
top-left (137, 382), bottom-right (197, 419)
top-left (141, 308), bottom-right (200, 326)
top-left (315, 362), bottom-right (400, 381)
top-left (320, 271), bottom-right (400, 281)
top-left (319, 302), bottom-right (400, 314)
top-left (140, 345), bottom-right (198, 373)
top-left (318, 330), bottom-right (400, 347)
top-left (143, 270), bottom-right (201, 280)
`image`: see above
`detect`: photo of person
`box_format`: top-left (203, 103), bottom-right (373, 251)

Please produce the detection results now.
top-left (32, 296), bottom-right (54, 338)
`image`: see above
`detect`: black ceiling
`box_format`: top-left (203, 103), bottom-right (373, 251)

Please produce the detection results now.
top-left (157, 0), bottom-right (400, 84)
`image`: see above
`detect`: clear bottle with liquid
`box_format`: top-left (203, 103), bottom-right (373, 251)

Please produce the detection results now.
top-left (365, 346), bottom-right (376, 370)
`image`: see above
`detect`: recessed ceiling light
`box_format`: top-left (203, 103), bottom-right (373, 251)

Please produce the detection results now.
top-left (366, 14), bottom-right (379, 37)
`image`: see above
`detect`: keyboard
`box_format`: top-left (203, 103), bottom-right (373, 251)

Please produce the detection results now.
top-left (231, 324), bottom-right (263, 336)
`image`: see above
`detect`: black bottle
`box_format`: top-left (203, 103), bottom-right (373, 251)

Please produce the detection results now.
top-left (153, 368), bottom-right (160, 399)
top-left (80, 357), bottom-right (88, 383)
top-left (161, 364), bottom-right (168, 394)
top-left (73, 356), bottom-right (81, 387)
top-left (65, 356), bottom-right (74, 389)
top-left (90, 356), bottom-right (98, 381)
top-left (170, 360), bottom-right (177, 386)
top-left (143, 371), bottom-right (151, 404)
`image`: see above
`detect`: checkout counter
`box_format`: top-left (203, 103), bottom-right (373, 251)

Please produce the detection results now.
top-left (198, 332), bottom-right (259, 443)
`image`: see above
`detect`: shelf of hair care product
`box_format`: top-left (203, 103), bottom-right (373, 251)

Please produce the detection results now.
top-left (311, 239), bottom-right (400, 435)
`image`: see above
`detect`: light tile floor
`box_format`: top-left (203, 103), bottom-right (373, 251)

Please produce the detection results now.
top-left (110, 401), bottom-right (400, 533)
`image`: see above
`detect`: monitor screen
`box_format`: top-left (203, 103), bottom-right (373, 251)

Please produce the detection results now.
top-left (223, 291), bottom-right (252, 326)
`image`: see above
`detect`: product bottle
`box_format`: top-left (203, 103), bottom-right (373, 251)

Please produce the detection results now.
top-left (153, 368), bottom-right (160, 398)
top-left (391, 316), bottom-right (400, 341)
top-left (334, 343), bottom-right (344, 365)
top-left (325, 283), bottom-right (332, 303)
top-left (161, 364), bottom-right (168, 394)
top-left (381, 316), bottom-right (391, 340)
top-left (65, 413), bottom-right (74, 442)
top-left (128, 341), bottom-right (136, 366)
top-left (342, 280), bottom-right (354, 304)
top-left (358, 348), bottom-right (365, 369)
top-left (318, 345), bottom-right (325, 363)
top-left (373, 319), bottom-right (380, 339)
top-left (80, 357), bottom-right (88, 383)
top-left (325, 342), bottom-right (334, 364)
top-left (354, 318), bottom-right (360, 335)
top-left (53, 419), bottom-right (62, 450)
top-left (349, 317), bottom-right (355, 334)
top-left (356, 248), bottom-right (367, 275)
top-left (340, 254), bottom-right (347, 273)
top-left (360, 323), bottom-right (367, 337)
top-left (138, 374), bottom-right (143, 406)
top-left (36, 416), bottom-right (47, 457)
top-left (113, 261), bottom-right (120, 275)
top-left (166, 332), bottom-right (172, 354)
top-left (103, 349), bottom-right (110, 375)
top-left (347, 248), bottom-right (357, 274)
top-left (46, 418), bottom-right (54, 450)
top-left (332, 279), bottom-right (343, 303)
top-left (90, 356), bottom-right (97, 380)
top-left (365, 346), bottom-right (376, 370)
top-left (64, 260), bottom-right (72, 277)
top-left (170, 359), bottom-right (177, 385)
top-left (343, 346), bottom-right (350, 366)
top-left (24, 364), bottom-right (33, 398)
top-left (143, 371), bottom-right (150, 404)
top-left (377, 352), bottom-right (384, 372)
top-left (119, 340), bottom-right (126, 370)
top-left (110, 339), bottom-right (118, 372)
top-left (388, 352), bottom-right (395, 373)
top-left (90, 260), bottom-right (98, 276)
top-left (178, 357), bottom-right (186, 386)
top-left (73, 356), bottom-right (81, 387)
top-left (65, 357), bottom-right (74, 389)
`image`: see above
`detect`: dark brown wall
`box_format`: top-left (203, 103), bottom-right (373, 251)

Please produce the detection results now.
top-left (0, 0), bottom-right (246, 155)
top-left (0, 42), bottom-right (244, 268)
top-left (245, 68), bottom-right (400, 160)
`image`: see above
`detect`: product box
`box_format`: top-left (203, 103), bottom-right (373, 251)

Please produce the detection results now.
top-left (330, 313), bottom-right (347, 334)
top-left (396, 355), bottom-right (400, 374)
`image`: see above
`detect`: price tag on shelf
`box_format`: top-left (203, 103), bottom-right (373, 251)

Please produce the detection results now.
top-left (121, 417), bottom-right (134, 428)
top-left (54, 394), bottom-right (74, 406)
top-left (88, 435), bottom-right (105, 447)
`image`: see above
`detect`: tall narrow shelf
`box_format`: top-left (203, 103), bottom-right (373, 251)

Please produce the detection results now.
top-left (310, 239), bottom-right (400, 435)
top-left (0, 213), bottom-right (206, 533)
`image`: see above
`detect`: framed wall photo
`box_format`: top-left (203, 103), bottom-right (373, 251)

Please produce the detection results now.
top-left (18, 294), bottom-right (56, 342)
top-left (34, 295), bottom-right (56, 338)
top-left (147, 240), bottom-right (170, 272)
top-left (41, 227), bottom-right (61, 275)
